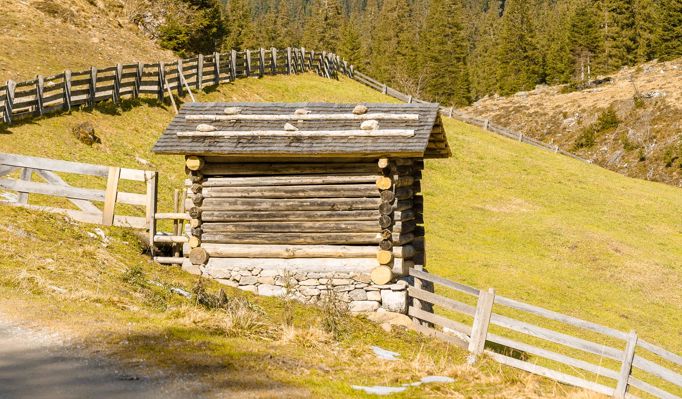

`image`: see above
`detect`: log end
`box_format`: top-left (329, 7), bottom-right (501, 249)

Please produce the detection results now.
top-left (189, 236), bottom-right (201, 248)
top-left (186, 156), bottom-right (204, 171)
top-left (371, 265), bottom-right (393, 285)
top-left (189, 247), bottom-right (209, 265)
top-left (376, 250), bottom-right (393, 265)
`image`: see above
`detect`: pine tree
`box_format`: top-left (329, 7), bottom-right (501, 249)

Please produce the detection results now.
top-left (370, 0), bottom-right (415, 84)
top-left (337, 16), bottom-right (363, 67)
top-left (302, 0), bottom-right (343, 52)
top-left (468, 5), bottom-right (500, 99)
top-left (658, 0), bottom-right (682, 60)
top-left (495, 0), bottom-right (543, 95)
top-left (420, 0), bottom-right (471, 105)
top-left (223, 0), bottom-right (257, 50)
top-left (597, 0), bottom-right (637, 71)
top-left (634, 0), bottom-right (661, 62)
top-left (158, 0), bottom-right (226, 57)
top-left (568, 1), bottom-right (602, 82)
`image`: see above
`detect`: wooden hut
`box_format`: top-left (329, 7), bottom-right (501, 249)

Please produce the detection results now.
top-left (153, 102), bottom-right (450, 312)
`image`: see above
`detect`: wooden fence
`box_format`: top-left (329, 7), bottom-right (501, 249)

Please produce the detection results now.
top-left (408, 268), bottom-right (682, 399)
top-left (0, 153), bottom-right (156, 229)
top-left (0, 48), bottom-right (349, 124)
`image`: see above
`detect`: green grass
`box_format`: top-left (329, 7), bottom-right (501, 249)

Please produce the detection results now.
top-left (1, 73), bottom-right (681, 397)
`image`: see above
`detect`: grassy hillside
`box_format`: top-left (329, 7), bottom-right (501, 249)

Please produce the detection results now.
top-left (0, 0), bottom-right (173, 82)
top-left (0, 74), bottom-right (589, 398)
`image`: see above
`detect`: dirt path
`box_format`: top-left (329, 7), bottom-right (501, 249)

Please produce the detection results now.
top-left (0, 317), bottom-right (204, 399)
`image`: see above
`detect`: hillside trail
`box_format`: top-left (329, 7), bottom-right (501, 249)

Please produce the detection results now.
top-left (0, 315), bottom-right (205, 399)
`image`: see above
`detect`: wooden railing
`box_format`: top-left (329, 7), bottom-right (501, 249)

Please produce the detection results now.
top-left (0, 48), bottom-right (348, 124)
top-left (0, 153), bottom-right (156, 230)
top-left (408, 268), bottom-right (682, 399)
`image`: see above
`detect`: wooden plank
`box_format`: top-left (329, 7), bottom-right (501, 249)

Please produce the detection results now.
top-left (408, 268), bottom-right (480, 296)
top-left (17, 167), bottom-right (34, 204)
top-left (0, 178), bottom-right (104, 202)
top-left (0, 166), bottom-right (16, 177)
top-left (485, 351), bottom-right (615, 396)
top-left (203, 243), bottom-right (383, 259)
top-left (154, 235), bottom-right (188, 243)
top-left (230, 50), bottom-right (237, 81)
top-left (205, 257), bottom-right (378, 274)
top-left (202, 184), bottom-right (379, 198)
top-left (155, 212), bottom-right (191, 220)
top-left (201, 162), bottom-right (378, 176)
top-left (198, 197), bottom-right (381, 211)
top-left (35, 75), bottom-right (44, 115)
top-left (201, 209), bottom-right (380, 222)
top-left (258, 48), bottom-right (265, 77)
top-left (201, 221), bottom-right (380, 233)
top-left (146, 171), bottom-right (158, 249)
top-left (245, 50), bottom-right (251, 77)
top-left (4, 80), bottom-right (15, 124)
top-left (468, 288), bottom-right (495, 363)
top-left (202, 232), bottom-right (382, 245)
top-left (638, 339), bottom-right (682, 367)
top-left (185, 113), bottom-right (420, 121)
top-left (196, 54), bottom-right (203, 90)
top-left (615, 330), bottom-right (639, 398)
top-left (627, 376), bottom-right (681, 399)
top-left (176, 129), bottom-right (415, 138)
top-left (407, 286), bottom-right (476, 316)
top-left (485, 332), bottom-right (620, 380)
top-left (113, 64), bottom-right (122, 103)
top-left (89, 67), bottom-right (97, 108)
top-left (36, 170), bottom-right (101, 214)
top-left (489, 312), bottom-right (624, 361)
top-left (101, 167), bottom-right (120, 226)
top-left (153, 257), bottom-right (185, 265)
top-left (271, 48), bottom-right (277, 75)
top-left (0, 202), bottom-right (146, 229)
top-left (408, 306), bottom-right (471, 335)
top-left (412, 322), bottom-right (469, 349)
top-left (202, 174), bottom-right (378, 187)
top-left (213, 52), bottom-right (220, 85)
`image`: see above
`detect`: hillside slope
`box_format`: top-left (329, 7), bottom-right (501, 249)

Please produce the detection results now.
top-left (462, 58), bottom-right (682, 187)
top-left (0, 0), bottom-right (173, 82)
top-left (0, 75), bottom-right (591, 399)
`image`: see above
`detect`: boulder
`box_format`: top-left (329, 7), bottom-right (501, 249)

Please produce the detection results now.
top-left (258, 284), bottom-right (286, 297)
top-left (71, 122), bottom-right (101, 145)
top-left (349, 300), bottom-right (380, 313)
top-left (381, 289), bottom-right (407, 313)
top-left (349, 289), bottom-right (368, 301)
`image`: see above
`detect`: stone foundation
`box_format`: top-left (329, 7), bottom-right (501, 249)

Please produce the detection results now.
top-left (183, 260), bottom-right (408, 313)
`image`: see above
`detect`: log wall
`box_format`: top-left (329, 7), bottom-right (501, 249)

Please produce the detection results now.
top-left (182, 156), bottom-right (423, 312)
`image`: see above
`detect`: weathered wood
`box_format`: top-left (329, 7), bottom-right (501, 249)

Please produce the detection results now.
top-left (201, 162), bottom-right (377, 176)
top-left (379, 214), bottom-right (392, 229)
top-left (202, 184), bottom-right (380, 199)
top-left (213, 52), bottom-right (220, 85)
top-left (153, 257), bottom-right (185, 265)
top-left (638, 339), bottom-right (682, 367)
top-left (409, 306), bottom-right (471, 335)
top-left (376, 176), bottom-right (392, 190)
top-left (230, 50), bottom-right (237, 81)
top-left (202, 232), bottom-right (382, 245)
top-left (154, 235), bottom-right (188, 243)
top-left (146, 171), bottom-right (158, 249)
top-left (63, 71), bottom-right (72, 111)
top-left (270, 48), bottom-right (277, 75)
top-left (196, 54), bottom-right (204, 89)
top-left (380, 191), bottom-right (395, 202)
top-left (485, 351), bottom-right (615, 397)
top-left (632, 354), bottom-right (682, 388)
top-left (189, 236), bottom-right (201, 248)
top-left (245, 50), bottom-right (251, 77)
top-left (371, 265), bottom-right (393, 284)
top-left (176, 59), bottom-right (184, 97)
top-left (408, 286), bottom-right (476, 316)
top-left (412, 322), bottom-right (469, 349)
top-left (189, 247), bottom-right (209, 265)
top-left (615, 331), bottom-right (638, 399)
top-left (409, 268), bottom-right (480, 296)
top-left (155, 212), bottom-right (191, 220)
top-left (201, 209), bottom-right (379, 222)
top-left (202, 243), bottom-right (412, 259)
top-left (17, 167), bottom-right (33, 204)
top-left (185, 113), bottom-right (420, 121)
top-left (627, 376), bottom-right (680, 399)
top-left (186, 156), bottom-right (204, 171)
top-left (258, 48), bottom-right (265, 77)
top-left (35, 75), bottom-right (44, 115)
top-left (377, 250), bottom-right (393, 264)
top-left (203, 174), bottom-right (378, 187)
top-left (176, 129), bottom-right (415, 138)
top-left (378, 158), bottom-right (390, 169)
top-left (157, 62), bottom-right (166, 102)
top-left (205, 257), bottom-right (377, 274)
top-left (379, 240), bottom-right (393, 251)
top-left (198, 197), bottom-right (380, 212)
top-left (102, 167), bottom-right (121, 226)
top-left (89, 67), bottom-right (97, 108)
top-left (0, 202), bottom-right (146, 229)
top-left (202, 221), bottom-right (380, 233)
top-left (468, 288), bottom-right (495, 363)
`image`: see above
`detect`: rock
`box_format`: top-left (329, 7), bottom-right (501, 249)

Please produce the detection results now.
top-left (352, 104), bottom-right (368, 115)
top-left (367, 311), bottom-right (413, 329)
top-left (196, 124), bottom-right (217, 132)
top-left (349, 289), bottom-right (367, 301)
top-left (333, 285), bottom-right (354, 292)
top-left (366, 291), bottom-right (381, 301)
top-left (71, 122), bottom-right (101, 146)
top-left (332, 278), bottom-right (353, 285)
top-left (349, 301), bottom-right (380, 313)
top-left (360, 120), bottom-right (379, 130)
top-left (239, 276), bottom-right (258, 285)
top-left (299, 279), bottom-right (319, 286)
top-left (252, 267), bottom-right (262, 275)
top-left (294, 108), bottom-right (311, 115)
top-left (238, 285), bottom-right (257, 294)
top-left (381, 290), bottom-right (407, 313)
top-left (224, 107), bottom-right (241, 114)
top-left (260, 269), bottom-right (279, 277)
top-left (170, 287), bottom-right (191, 298)
top-left (134, 156), bottom-right (152, 167)
top-left (181, 260), bottom-right (201, 275)
top-left (354, 274), bottom-right (372, 284)
top-left (283, 123), bottom-right (298, 131)
top-left (390, 280), bottom-right (408, 291)
top-left (216, 278), bottom-right (239, 288)
top-left (300, 287), bottom-right (320, 296)
top-left (257, 276), bottom-right (275, 285)
top-left (239, 270), bottom-right (252, 276)
top-left (258, 284), bottom-right (285, 297)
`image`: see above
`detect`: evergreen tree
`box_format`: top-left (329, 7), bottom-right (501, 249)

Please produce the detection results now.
top-left (420, 0), bottom-right (471, 105)
top-left (370, 0), bottom-right (415, 85)
top-left (495, 0), bottom-right (543, 95)
top-left (598, 0), bottom-right (637, 71)
top-left (658, 0), bottom-right (682, 60)
top-left (468, 5), bottom-right (500, 99)
top-left (158, 0), bottom-right (226, 57)
top-left (302, 0), bottom-right (343, 52)
top-left (337, 16), bottom-right (364, 67)
top-left (223, 0), bottom-right (257, 50)
top-left (634, 0), bottom-right (661, 62)
top-left (568, 1), bottom-right (601, 81)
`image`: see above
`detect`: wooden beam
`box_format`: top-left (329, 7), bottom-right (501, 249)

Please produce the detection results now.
top-left (202, 184), bottom-right (380, 199)
top-left (202, 232), bottom-right (382, 245)
top-left (202, 243), bottom-right (413, 259)
top-left (202, 174), bottom-right (378, 187)
top-left (201, 221), bottom-right (380, 233)
top-left (102, 166), bottom-right (121, 226)
top-left (158, 62), bottom-right (165, 102)
top-left (198, 197), bottom-right (381, 212)
top-left (184, 113), bottom-right (420, 121)
top-left (196, 54), bottom-right (203, 89)
top-left (230, 50), bottom-right (237, 82)
top-left (113, 64), bottom-right (122, 103)
top-left (176, 59), bottom-right (184, 97)
top-left (468, 288), bottom-right (496, 364)
top-left (89, 67), bottom-right (97, 108)
top-left (63, 71), bottom-right (71, 111)
top-left (213, 52), bottom-right (220, 85)
top-left (35, 75), bottom-right (44, 115)
top-left (176, 129), bottom-right (415, 138)
top-left (205, 257), bottom-right (377, 275)
top-left (17, 167), bottom-right (33, 204)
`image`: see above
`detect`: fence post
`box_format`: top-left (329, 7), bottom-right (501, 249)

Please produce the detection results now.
top-left (271, 48), bottom-right (277, 75)
top-left (176, 59), bottom-right (184, 97)
top-left (245, 50), bottom-right (251, 77)
top-left (286, 48), bottom-right (292, 74)
top-left (196, 54), bottom-right (204, 90)
top-left (213, 52), bottom-right (220, 85)
top-left (518, 133), bottom-right (523, 142)
top-left (448, 106), bottom-right (454, 118)
top-left (230, 50), bottom-right (237, 82)
top-left (35, 75), bottom-right (44, 116)
top-left (407, 95), bottom-right (413, 104)
top-left (18, 168), bottom-right (33, 204)
top-left (483, 119), bottom-right (490, 130)
top-left (258, 48), bottom-right (265, 78)
top-left (614, 331), bottom-right (638, 399)
top-left (157, 62), bottom-right (165, 102)
top-left (134, 63), bottom-right (143, 99)
top-left (89, 66), bottom-right (97, 108)
top-left (382, 84), bottom-right (387, 95)
top-left (468, 288), bottom-right (495, 364)
top-left (63, 71), bottom-right (71, 112)
top-left (102, 166), bottom-right (121, 227)
top-left (113, 64), bottom-right (122, 103)
top-left (554, 145), bottom-right (559, 153)
top-left (146, 171), bottom-right (158, 254)
top-left (3, 80), bottom-right (15, 124)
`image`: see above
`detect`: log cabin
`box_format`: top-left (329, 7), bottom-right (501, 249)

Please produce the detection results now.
top-left (152, 102), bottom-right (450, 312)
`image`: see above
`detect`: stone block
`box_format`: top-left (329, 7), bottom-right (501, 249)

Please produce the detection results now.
top-left (260, 269), bottom-right (280, 277)
top-left (258, 276), bottom-right (275, 285)
top-left (215, 279), bottom-right (239, 288)
top-left (239, 276), bottom-right (258, 285)
top-left (332, 278), bottom-right (353, 285)
top-left (299, 279), bottom-right (319, 286)
top-left (349, 301), bottom-right (380, 313)
top-left (258, 284), bottom-right (286, 297)
top-left (349, 289), bottom-right (367, 301)
top-left (381, 290), bottom-right (407, 313)
top-left (300, 287), bottom-right (321, 297)
top-left (366, 290), bottom-right (381, 301)
top-left (239, 285), bottom-right (257, 294)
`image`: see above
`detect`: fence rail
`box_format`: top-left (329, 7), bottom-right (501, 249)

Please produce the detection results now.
top-left (0, 153), bottom-right (156, 229)
top-left (408, 268), bottom-right (682, 399)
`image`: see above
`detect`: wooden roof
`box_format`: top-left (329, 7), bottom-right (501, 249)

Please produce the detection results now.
top-left (152, 102), bottom-right (451, 159)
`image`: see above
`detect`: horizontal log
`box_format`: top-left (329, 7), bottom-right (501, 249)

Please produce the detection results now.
top-left (155, 212), bottom-right (191, 220)
top-left (204, 257), bottom-right (378, 276)
top-left (153, 235), bottom-right (189, 243)
top-left (201, 221), bottom-right (380, 233)
top-left (198, 197), bottom-right (382, 211)
top-left (408, 286), bottom-right (476, 315)
top-left (412, 322), bottom-right (469, 350)
top-left (176, 129), bottom-right (415, 138)
top-left (202, 174), bottom-right (379, 187)
top-left (201, 243), bottom-right (415, 259)
top-left (0, 178), bottom-right (144, 206)
top-left (185, 113), bottom-right (420, 121)
top-left (154, 257), bottom-right (185, 265)
top-left (408, 306), bottom-right (471, 335)
top-left (202, 210), bottom-right (380, 222)
top-left (202, 232), bottom-right (382, 245)
top-left (202, 184), bottom-right (379, 199)
top-left (201, 163), bottom-right (378, 176)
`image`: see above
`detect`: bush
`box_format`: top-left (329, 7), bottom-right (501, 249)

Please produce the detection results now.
top-left (594, 107), bottom-right (620, 132)
top-left (573, 128), bottom-right (596, 149)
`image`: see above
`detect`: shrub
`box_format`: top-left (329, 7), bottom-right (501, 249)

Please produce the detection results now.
top-left (594, 107), bottom-right (620, 132)
top-left (320, 287), bottom-right (347, 341)
top-left (573, 127), bottom-right (596, 149)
